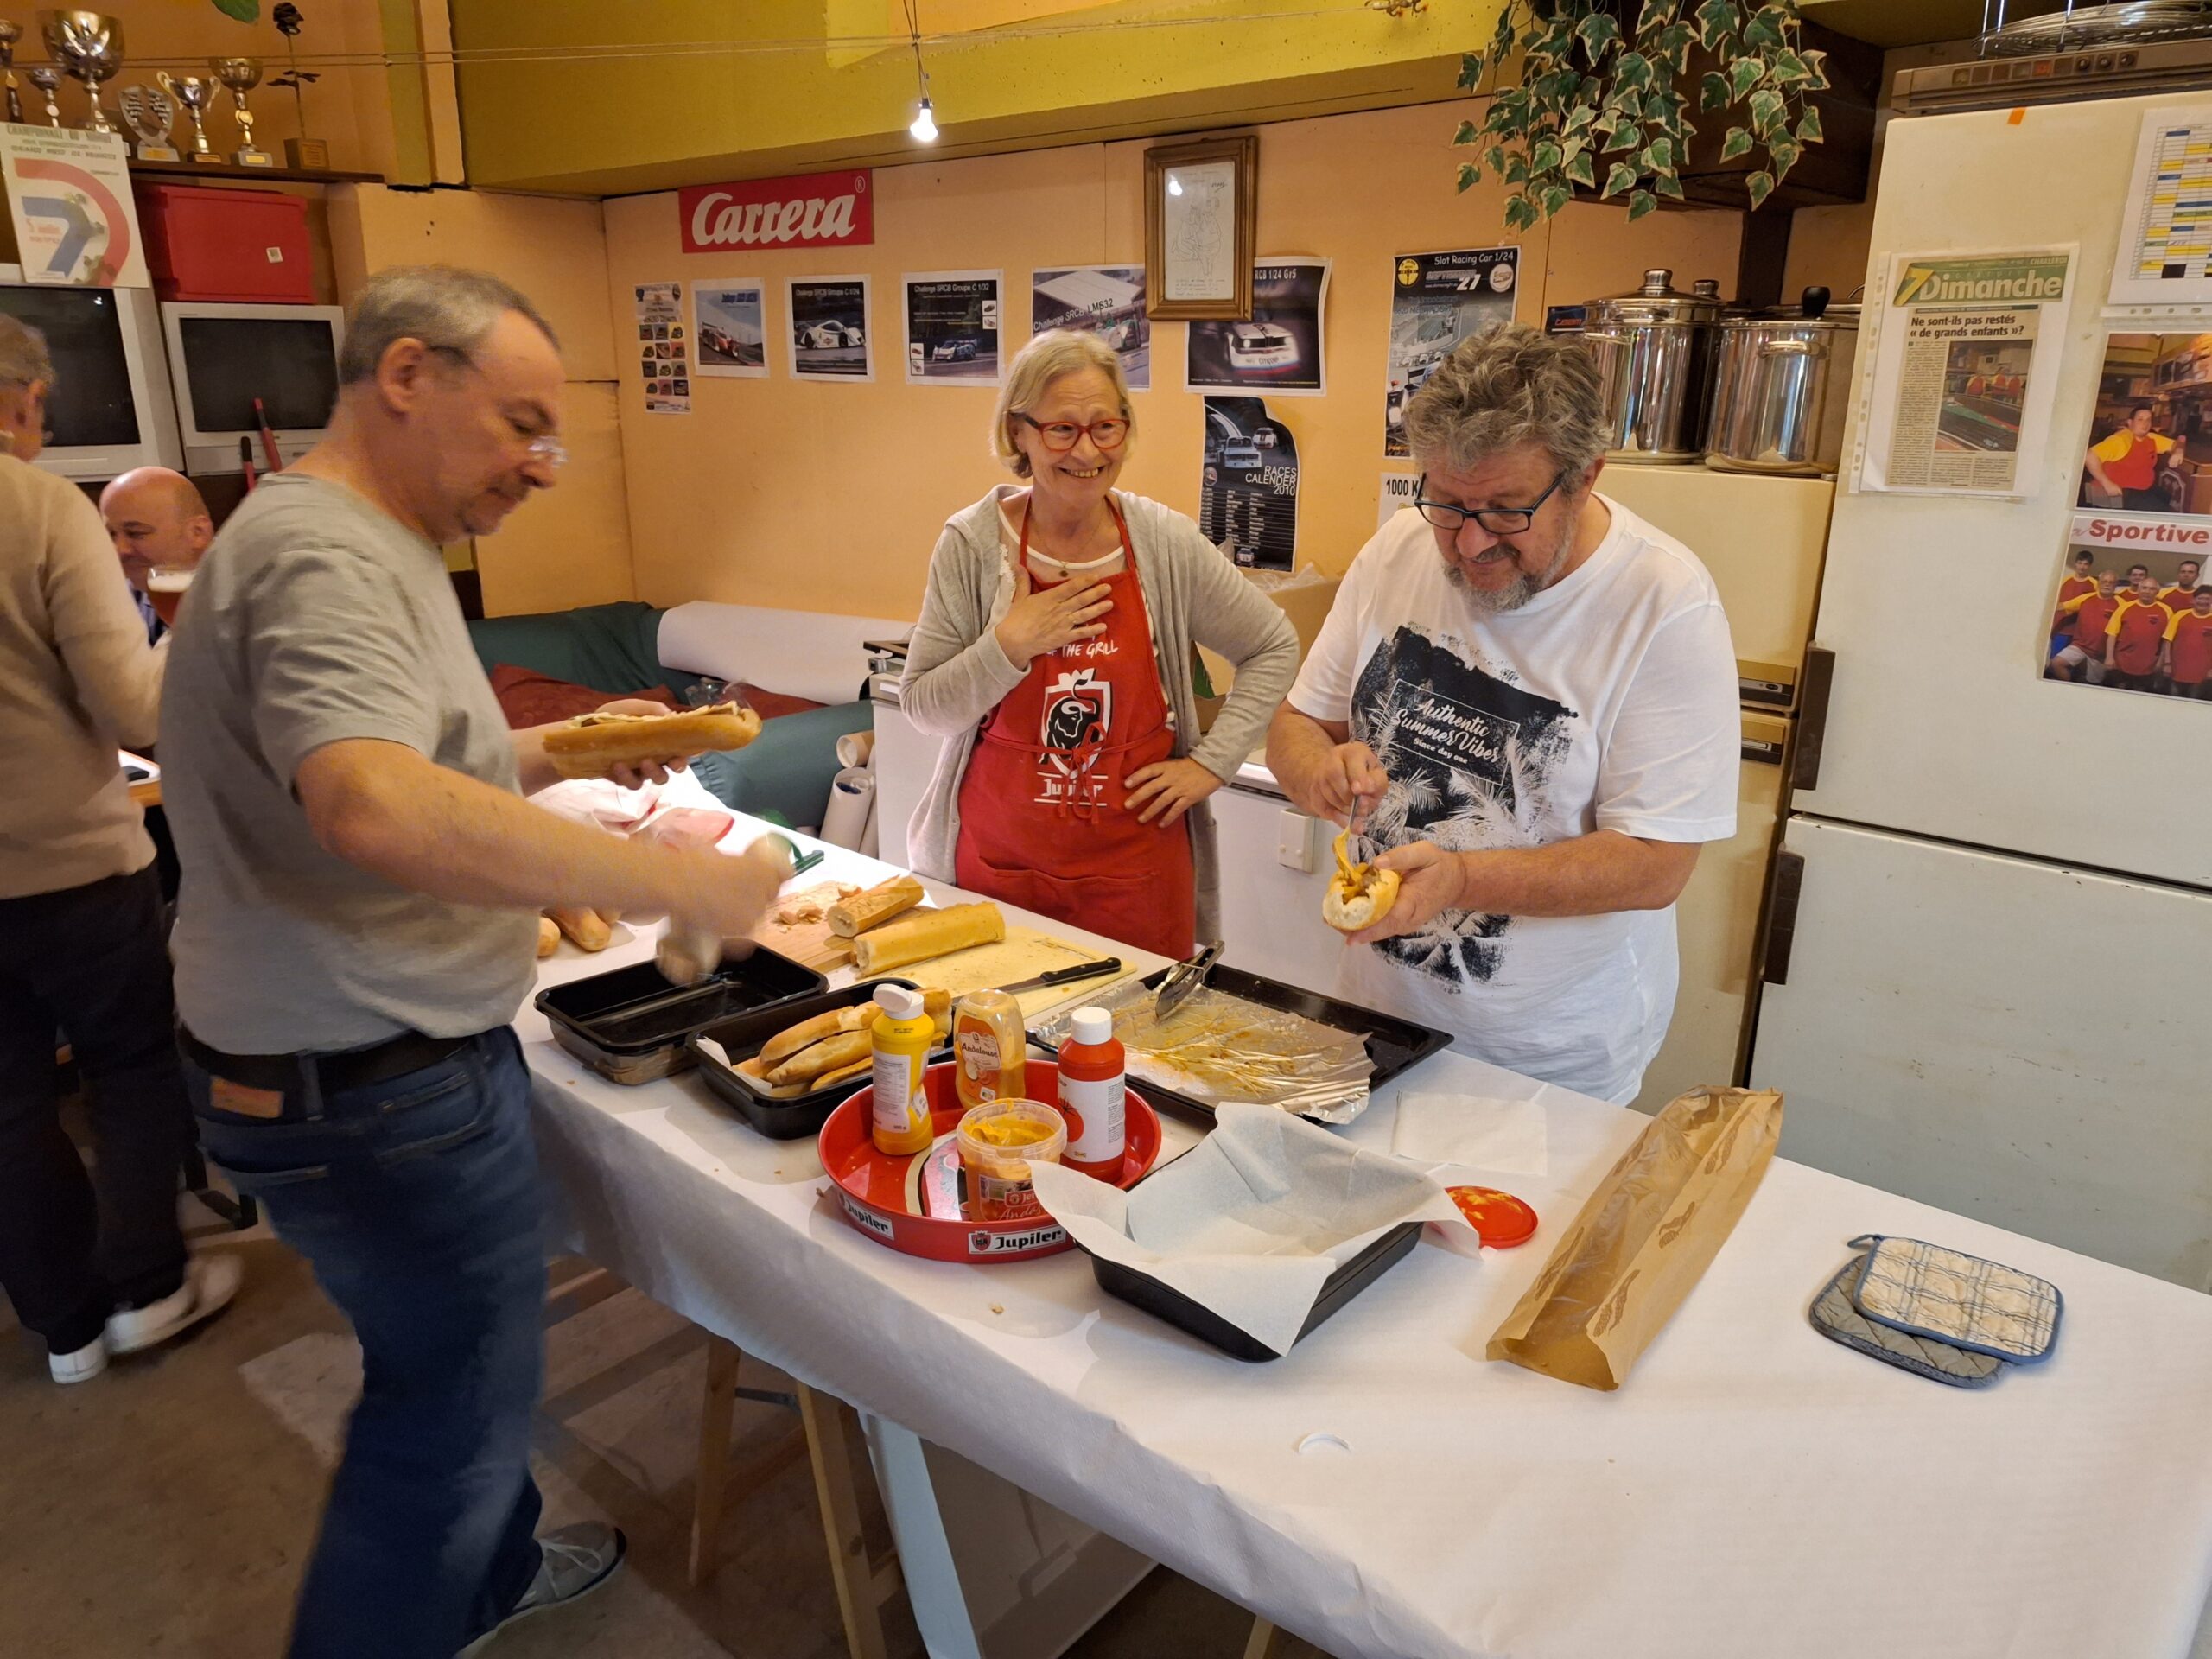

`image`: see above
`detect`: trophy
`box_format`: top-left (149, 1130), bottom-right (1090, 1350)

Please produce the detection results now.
top-left (0, 21), bottom-right (23, 125)
top-left (26, 65), bottom-right (59, 127)
top-left (118, 83), bottom-right (175, 161)
top-left (209, 55), bottom-right (269, 167)
top-left (37, 10), bottom-right (124, 136)
top-left (156, 71), bottom-right (218, 163)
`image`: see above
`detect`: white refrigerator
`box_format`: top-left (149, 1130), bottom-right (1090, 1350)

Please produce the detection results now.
top-left (1748, 91), bottom-right (2212, 1292)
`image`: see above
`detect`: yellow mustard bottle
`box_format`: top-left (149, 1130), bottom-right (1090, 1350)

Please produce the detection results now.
top-left (952, 990), bottom-right (1027, 1113)
top-left (870, 983), bottom-right (936, 1156)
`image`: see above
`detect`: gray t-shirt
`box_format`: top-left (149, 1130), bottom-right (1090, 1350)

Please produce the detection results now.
top-left (162, 471), bottom-right (537, 1052)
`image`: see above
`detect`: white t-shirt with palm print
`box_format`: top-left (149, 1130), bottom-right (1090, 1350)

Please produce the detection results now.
top-left (1287, 494), bottom-right (1739, 1104)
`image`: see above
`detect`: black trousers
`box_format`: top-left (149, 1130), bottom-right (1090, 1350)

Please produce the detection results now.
top-left (0, 863), bottom-right (190, 1353)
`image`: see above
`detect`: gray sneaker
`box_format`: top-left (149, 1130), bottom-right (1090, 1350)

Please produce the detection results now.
top-left (463, 1524), bottom-right (627, 1652)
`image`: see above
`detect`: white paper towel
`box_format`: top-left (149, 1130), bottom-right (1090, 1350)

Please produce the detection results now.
top-left (1030, 1103), bottom-right (1465, 1356)
top-left (1390, 1090), bottom-right (1549, 1176)
top-left (818, 766), bottom-right (874, 849)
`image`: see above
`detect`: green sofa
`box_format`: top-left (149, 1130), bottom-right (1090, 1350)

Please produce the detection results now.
top-left (466, 601), bottom-right (873, 830)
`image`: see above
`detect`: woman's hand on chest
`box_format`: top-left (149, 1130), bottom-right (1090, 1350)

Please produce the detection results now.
top-left (995, 559), bottom-right (1116, 670)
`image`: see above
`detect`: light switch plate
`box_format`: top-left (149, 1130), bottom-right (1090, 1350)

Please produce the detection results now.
top-left (1277, 809), bottom-right (1315, 873)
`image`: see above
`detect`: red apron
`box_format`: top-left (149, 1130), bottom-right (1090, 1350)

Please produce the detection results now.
top-left (955, 504), bottom-right (1198, 960)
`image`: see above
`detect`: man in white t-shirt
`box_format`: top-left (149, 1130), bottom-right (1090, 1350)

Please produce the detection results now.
top-left (1267, 323), bottom-right (1738, 1103)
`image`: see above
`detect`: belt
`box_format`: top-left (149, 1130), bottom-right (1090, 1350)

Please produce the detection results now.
top-left (179, 1026), bottom-right (478, 1096)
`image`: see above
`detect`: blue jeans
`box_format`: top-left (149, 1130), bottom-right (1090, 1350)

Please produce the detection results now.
top-left (190, 1028), bottom-right (546, 1658)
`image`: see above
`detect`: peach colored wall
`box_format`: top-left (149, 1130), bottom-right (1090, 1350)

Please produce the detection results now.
top-left (603, 100), bottom-right (1745, 618)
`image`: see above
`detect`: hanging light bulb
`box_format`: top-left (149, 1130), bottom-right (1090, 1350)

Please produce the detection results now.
top-left (904, 2), bottom-right (938, 143)
top-left (911, 92), bottom-right (938, 143)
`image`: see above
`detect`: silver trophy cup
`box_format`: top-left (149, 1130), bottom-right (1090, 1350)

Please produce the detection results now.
top-left (157, 71), bottom-right (218, 163)
top-left (38, 10), bottom-right (124, 136)
top-left (210, 56), bottom-right (270, 168)
top-left (118, 82), bottom-right (175, 161)
top-left (26, 65), bottom-right (60, 128)
top-left (0, 21), bottom-right (24, 126)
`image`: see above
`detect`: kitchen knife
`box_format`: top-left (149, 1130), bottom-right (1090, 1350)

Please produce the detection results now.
top-left (1152, 939), bottom-right (1224, 1021)
top-left (987, 957), bottom-right (1123, 996)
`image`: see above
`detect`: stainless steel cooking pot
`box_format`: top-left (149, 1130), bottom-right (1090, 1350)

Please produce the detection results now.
top-left (1582, 268), bottom-right (1721, 465)
top-left (1703, 287), bottom-right (1861, 476)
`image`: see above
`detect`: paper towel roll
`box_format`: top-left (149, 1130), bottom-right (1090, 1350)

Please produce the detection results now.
top-left (836, 729), bottom-right (876, 770)
top-left (819, 766), bottom-right (875, 850)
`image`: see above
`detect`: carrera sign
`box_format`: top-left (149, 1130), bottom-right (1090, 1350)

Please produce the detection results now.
top-left (680, 169), bottom-right (873, 253)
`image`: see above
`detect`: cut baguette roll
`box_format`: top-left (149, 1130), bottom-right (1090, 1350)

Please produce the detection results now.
top-left (537, 916), bottom-right (560, 958)
top-left (850, 903), bottom-right (1005, 975)
top-left (810, 1055), bottom-right (873, 1090)
top-left (548, 905), bottom-right (612, 951)
top-left (733, 1056), bottom-right (809, 1100)
top-left (828, 875), bottom-right (925, 938)
top-left (542, 702), bottom-right (763, 781)
top-left (759, 1005), bottom-right (873, 1070)
top-left (766, 1027), bottom-right (873, 1088)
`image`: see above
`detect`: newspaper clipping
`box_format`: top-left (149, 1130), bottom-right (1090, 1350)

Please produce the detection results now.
top-left (1032, 264), bottom-right (1149, 391)
top-left (1857, 250), bottom-right (2073, 498)
top-left (693, 281), bottom-right (767, 378)
top-left (1383, 247), bottom-right (1518, 456)
top-left (903, 270), bottom-right (1001, 386)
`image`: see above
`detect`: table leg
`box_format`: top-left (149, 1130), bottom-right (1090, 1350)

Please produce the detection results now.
top-left (690, 1334), bottom-right (744, 1588)
top-left (856, 1410), bottom-right (982, 1659)
top-left (1243, 1617), bottom-right (1287, 1659)
top-left (801, 1383), bottom-right (899, 1659)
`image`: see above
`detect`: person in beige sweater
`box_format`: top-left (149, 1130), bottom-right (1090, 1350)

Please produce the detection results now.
top-left (0, 315), bottom-right (238, 1387)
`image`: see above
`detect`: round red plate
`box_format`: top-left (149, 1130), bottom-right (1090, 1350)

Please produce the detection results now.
top-left (1448, 1185), bottom-right (1539, 1249)
top-left (821, 1060), bottom-right (1161, 1262)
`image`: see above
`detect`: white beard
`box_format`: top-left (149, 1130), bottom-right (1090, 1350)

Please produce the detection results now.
top-left (1441, 516), bottom-right (1574, 613)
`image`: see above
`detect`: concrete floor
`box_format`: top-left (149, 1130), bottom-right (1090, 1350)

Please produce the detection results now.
top-left (0, 1200), bottom-right (1337, 1659)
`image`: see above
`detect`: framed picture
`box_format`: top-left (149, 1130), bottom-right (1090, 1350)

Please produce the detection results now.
top-left (1144, 134), bottom-right (1256, 321)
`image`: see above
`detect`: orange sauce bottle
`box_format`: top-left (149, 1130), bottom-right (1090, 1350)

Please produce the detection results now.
top-left (1056, 1006), bottom-right (1126, 1180)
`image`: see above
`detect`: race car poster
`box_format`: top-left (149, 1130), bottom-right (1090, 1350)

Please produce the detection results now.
top-left (787, 276), bottom-right (873, 382)
top-left (903, 270), bottom-right (1002, 386)
top-left (692, 280), bottom-right (768, 378)
top-left (1185, 259), bottom-right (1328, 397)
top-left (1199, 396), bottom-right (1299, 571)
top-left (1032, 264), bottom-right (1150, 391)
top-left (632, 282), bottom-right (691, 414)
top-left (1385, 247), bottom-right (1519, 456)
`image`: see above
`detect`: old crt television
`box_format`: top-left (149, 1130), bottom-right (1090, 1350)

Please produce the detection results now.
top-left (0, 265), bottom-right (183, 481)
top-left (162, 300), bottom-right (344, 473)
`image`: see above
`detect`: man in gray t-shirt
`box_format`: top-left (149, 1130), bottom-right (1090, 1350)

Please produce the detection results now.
top-left (159, 267), bottom-right (784, 1659)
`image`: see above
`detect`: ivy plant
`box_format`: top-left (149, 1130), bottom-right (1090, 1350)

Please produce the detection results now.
top-left (1453, 0), bottom-right (1828, 230)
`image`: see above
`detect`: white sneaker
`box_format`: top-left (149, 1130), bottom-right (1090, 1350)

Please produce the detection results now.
top-left (104, 1253), bottom-right (243, 1357)
top-left (461, 1523), bottom-right (627, 1654)
top-left (48, 1335), bottom-right (107, 1385)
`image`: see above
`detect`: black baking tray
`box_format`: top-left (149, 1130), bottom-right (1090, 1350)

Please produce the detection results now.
top-left (1082, 1217), bottom-right (1424, 1362)
top-left (537, 949), bottom-right (826, 1084)
top-left (689, 978), bottom-right (941, 1139)
top-left (1033, 963), bottom-right (1453, 1122)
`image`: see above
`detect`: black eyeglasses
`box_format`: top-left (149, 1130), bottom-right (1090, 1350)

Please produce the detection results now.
top-left (1021, 413), bottom-right (1129, 452)
top-left (1415, 469), bottom-right (1570, 535)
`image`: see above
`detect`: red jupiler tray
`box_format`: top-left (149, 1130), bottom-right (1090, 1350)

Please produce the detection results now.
top-left (821, 1060), bottom-right (1162, 1262)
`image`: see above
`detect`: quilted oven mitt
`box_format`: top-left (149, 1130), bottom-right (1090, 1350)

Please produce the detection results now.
top-left (1808, 1236), bottom-right (2061, 1388)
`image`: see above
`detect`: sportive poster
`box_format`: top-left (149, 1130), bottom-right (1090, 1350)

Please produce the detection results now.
top-left (903, 270), bottom-right (1001, 386)
top-left (1384, 248), bottom-right (1518, 456)
top-left (1032, 264), bottom-right (1149, 391)
top-left (692, 280), bottom-right (767, 378)
top-left (1199, 395), bottom-right (1297, 570)
top-left (632, 282), bottom-right (690, 414)
top-left (787, 276), bottom-right (873, 382)
top-left (0, 125), bottom-right (146, 288)
top-left (1185, 259), bottom-right (1327, 397)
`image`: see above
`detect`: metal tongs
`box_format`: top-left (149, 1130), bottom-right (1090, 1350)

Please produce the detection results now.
top-left (1153, 939), bottom-right (1225, 1022)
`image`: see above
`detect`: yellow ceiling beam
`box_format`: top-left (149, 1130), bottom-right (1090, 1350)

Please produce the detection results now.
top-left (448, 0), bottom-right (1498, 196)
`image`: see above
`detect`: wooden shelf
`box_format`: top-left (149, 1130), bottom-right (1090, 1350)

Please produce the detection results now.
top-left (126, 158), bottom-right (384, 185)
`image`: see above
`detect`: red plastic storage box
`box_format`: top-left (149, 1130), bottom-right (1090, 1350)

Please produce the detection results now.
top-left (136, 183), bottom-right (315, 304)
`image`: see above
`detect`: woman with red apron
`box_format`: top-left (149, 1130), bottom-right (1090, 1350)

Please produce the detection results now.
top-left (899, 329), bottom-right (1303, 961)
top-left (955, 499), bottom-right (1195, 959)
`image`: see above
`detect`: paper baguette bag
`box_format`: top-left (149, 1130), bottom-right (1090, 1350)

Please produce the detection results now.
top-left (1487, 1086), bottom-right (1782, 1391)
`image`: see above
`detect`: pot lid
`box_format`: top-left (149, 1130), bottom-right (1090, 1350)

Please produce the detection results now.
top-left (1586, 267), bottom-right (1721, 323)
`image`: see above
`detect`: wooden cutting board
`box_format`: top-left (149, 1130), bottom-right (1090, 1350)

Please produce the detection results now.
top-left (750, 880), bottom-right (863, 971)
top-left (898, 926), bottom-right (1141, 1020)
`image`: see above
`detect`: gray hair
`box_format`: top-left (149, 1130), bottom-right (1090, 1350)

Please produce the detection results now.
top-left (991, 328), bottom-right (1134, 479)
top-left (1402, 321), bottom-right (1607, 480)
top-left (338, 264), bottom-right (559, 385)
top-left (0, 314), bottom-right (54, 391)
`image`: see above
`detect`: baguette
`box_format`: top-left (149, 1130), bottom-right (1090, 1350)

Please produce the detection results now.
top-left (537, 916), bottom-right (560, 958)
top-left (548, 905), bottom-right (612, 951)
top-left (767, 1027), bottom-right (873, 1088)
top-left (733, 1057), bottom-right (809, 1099)
top-left (851, 903), bottom-right (1005, 975)
top-left (542, 702), bottom-right (763, 781)
top-left (828, 875), bottom-right (925, 938)
top-left (810, 1055), bottom-right (873, 1090)
top-left (759, 1005), bottom-right (873, 1070)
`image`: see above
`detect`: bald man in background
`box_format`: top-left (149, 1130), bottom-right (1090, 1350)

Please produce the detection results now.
top-left (100, 467), bottom-right (213, 645)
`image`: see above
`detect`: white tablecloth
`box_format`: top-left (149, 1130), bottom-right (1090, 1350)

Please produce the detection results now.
top-left (521, 823), bottom-right (2212, 1659)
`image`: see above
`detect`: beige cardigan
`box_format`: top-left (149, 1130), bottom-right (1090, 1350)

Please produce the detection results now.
top-left (899, 487), bottom-right (1299, 942)
top-left (0, 454), bottom-right (163, 899)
